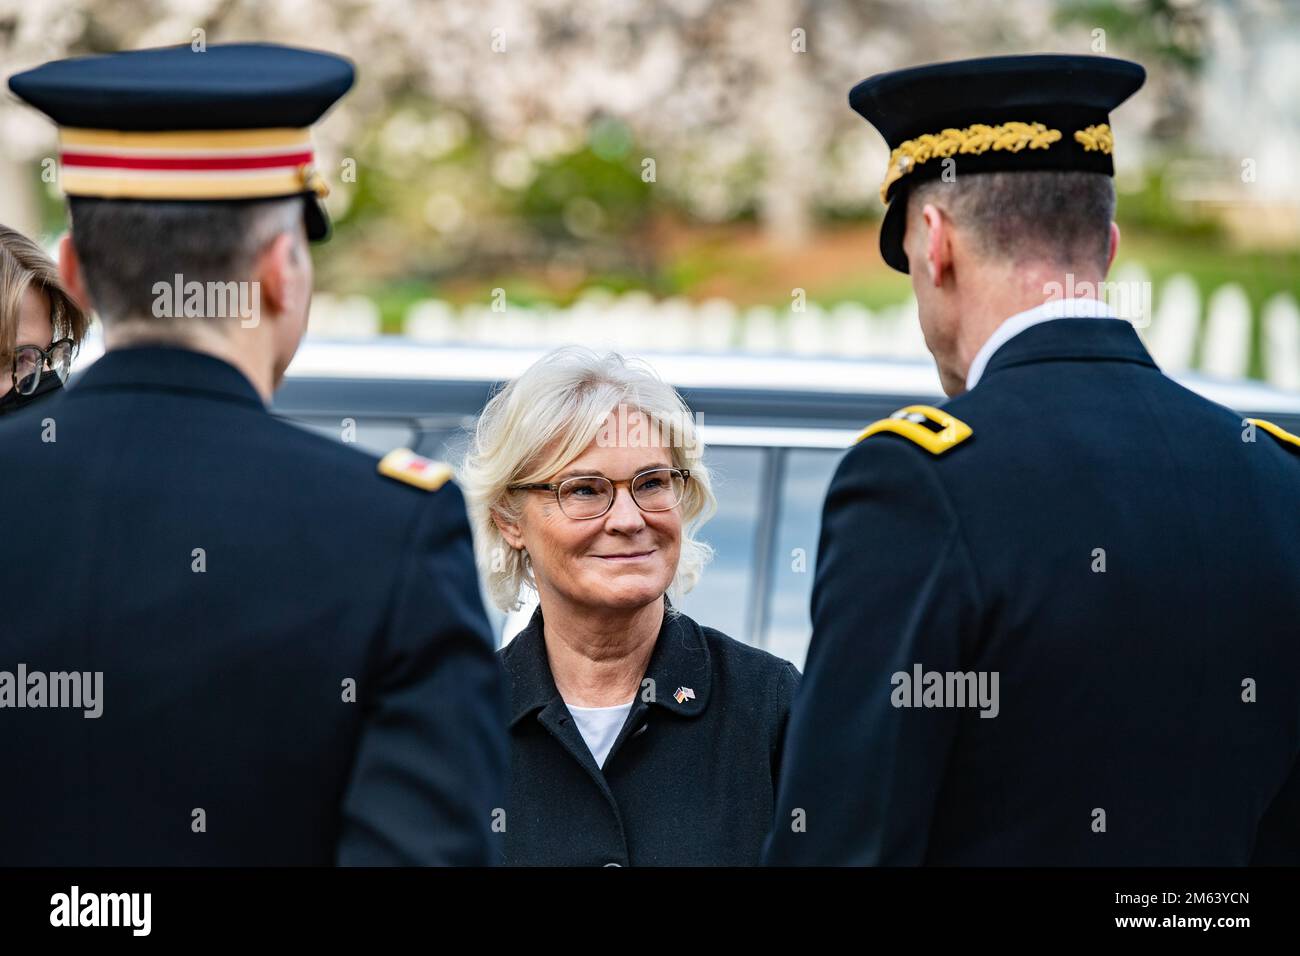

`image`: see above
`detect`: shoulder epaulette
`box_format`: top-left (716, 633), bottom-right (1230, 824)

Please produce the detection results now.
top-left (1247, 418), bottom-right (1300, 452)
top-left (378, 448), bottom-right (455, 491)
top-left (855, 404), bottom-right (972, 455)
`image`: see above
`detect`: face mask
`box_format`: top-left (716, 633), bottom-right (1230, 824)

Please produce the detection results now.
top-left (0, 371), bottom-right (65, 416)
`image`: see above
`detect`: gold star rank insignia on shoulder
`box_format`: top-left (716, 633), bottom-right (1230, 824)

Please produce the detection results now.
top-left (855, 404), bottom-right (972, 455)
top-left (378, 448), bottom-right (454, 491)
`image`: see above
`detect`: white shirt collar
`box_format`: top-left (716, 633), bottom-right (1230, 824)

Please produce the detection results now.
top-left (965, 296), bottom-right (1119, 391)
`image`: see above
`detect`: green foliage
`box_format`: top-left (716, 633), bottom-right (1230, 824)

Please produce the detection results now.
top-left (519, 139), bottom-right (653, 239)
top-left (1055, 0), bottom-right (1210, 72)
top-left (1116, 166), bottom-right (1222, 239)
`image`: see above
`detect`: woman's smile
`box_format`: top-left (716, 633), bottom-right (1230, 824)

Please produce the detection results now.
top-left (591, 549), bottom-right (657, 563)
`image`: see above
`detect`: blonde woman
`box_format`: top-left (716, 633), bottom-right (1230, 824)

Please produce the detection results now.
top-left (0, 224), bottom-right (89, 415)
top-left (461, 346), bottom-right (800, 866)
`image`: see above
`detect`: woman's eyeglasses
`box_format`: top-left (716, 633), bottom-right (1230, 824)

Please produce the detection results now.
top-left (9, 338), bottom-right (73, 396)
top-left (509, 467), bottom-right (690, 520)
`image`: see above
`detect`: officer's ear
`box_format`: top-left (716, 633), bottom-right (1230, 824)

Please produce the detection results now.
top-left (1106, 222), bottom-right (1121, 274)
top-left (255, 230), bottom-right (310, 322)
top-left (920, 202), bottom-right (954, 288)
top-left (57, 234), bottom-right (93, 314)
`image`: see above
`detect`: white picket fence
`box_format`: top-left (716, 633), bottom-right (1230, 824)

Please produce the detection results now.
top-left (307, 266), bottom-right (1300, 390)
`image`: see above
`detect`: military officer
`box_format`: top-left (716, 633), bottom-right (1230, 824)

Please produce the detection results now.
top-left (764, 55), bottom-right (1300, 865)
top-left (0, 44), bottom-right (507, 865)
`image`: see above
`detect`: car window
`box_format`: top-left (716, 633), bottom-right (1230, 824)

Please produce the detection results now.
top-left (675, 446), bottom-right (766, 642)
top-left (764, 447), bottom-right (845, 669)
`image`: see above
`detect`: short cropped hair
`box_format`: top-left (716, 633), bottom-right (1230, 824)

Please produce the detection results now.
top-left (460, 347), bottom-right (717, 612)
top-left (910, 170), bottom-right (1115, 273)
top-left (66, 197), bottom-right (303, 323)
top-left (0, 222), bottom-right (90, 362)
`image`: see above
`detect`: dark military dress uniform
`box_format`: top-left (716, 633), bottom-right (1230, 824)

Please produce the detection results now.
top-left (0, 347), bottom-right (508, 864)
top-left (767, 319), bottom-right (1300, 865)
top-left (497, 604), bottom-right (799, 866)
top-left (0, 45), bottom-right (507, 866)
top-left (765, 55), bottom-right (1300, 866)
top-left (0, 347), bottom-right (507, 865)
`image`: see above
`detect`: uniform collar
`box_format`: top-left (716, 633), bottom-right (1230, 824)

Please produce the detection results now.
top-left (968, 311), bottom-right (1158, 390)
top-left (966, 297), bottom-right (1121, 391)
top-left (71, 345), bottom-right (265, 409)
top-left (503, 599), bottom-right (713, 728)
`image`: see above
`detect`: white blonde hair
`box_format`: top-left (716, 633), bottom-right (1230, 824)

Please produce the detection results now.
top-left (459, 346), bottom-right (716, 611)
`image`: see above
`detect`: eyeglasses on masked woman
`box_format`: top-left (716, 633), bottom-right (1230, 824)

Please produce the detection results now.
top-left (7, 337), bottom-right (74, 397)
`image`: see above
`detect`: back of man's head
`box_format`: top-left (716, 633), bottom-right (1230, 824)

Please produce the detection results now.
top-left (911, 170), bottom-right (1115, 274)
top-left (62, 196), bottom-right (313, 397)
top-left (904, 170), bottom-right (1120, 395)
top-left (67, 197), bottom-right (304, 325)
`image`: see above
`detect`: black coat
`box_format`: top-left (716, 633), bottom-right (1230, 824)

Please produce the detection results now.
top-left (766, 318), bottom-right (1300, 866)
top-left (0, 346), bottom-right (508, 866)
top-left (496, 604), bottom-right (799, 866)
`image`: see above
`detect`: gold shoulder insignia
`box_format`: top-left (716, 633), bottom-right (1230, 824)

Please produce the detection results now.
top-left (378, 448), bottom-right (454, 491)
top-left (855, 404), bottom-right (972, 455)
top-left (1247, 418), bottom-right (1300, 452)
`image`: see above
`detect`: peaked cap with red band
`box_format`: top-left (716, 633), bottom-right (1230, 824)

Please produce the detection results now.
top-left (8, 42), bottom-right (355, 241)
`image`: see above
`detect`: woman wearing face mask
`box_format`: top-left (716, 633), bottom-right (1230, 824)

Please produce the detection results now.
top-left (461, 346), bottom-right (801, 866)
top-left (0, 224), bottom-right (90, 416)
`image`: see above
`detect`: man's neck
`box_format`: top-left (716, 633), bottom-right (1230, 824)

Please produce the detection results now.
top-left (954, 264), bottom-right (1108, 384)
top-left (103, 319), bottom-right (275, 403)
